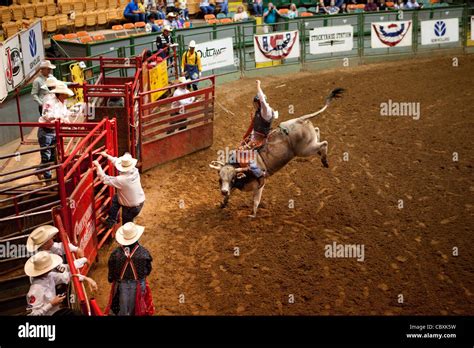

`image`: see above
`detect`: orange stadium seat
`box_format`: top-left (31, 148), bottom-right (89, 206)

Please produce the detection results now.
top-left (52, 33), bottom-right (66, 40)
top-left (301, 12), bottom-right (313, 17)
top-left (65, 32), bottom-right (78, 40)
top-left (76, 30), bottom-right (89, 37)
top-left (206, 18), bottom-right (218, 24)
top-left (80, 35), bottom-right (93, 43)
top-left (219, 18), bottom-right (232, 24)
top-left (204, 14), bottom-right (215, 20)
top-left (279, 8), bottom-right (289, 14)
top-left (93, 34), bottom-right (105, 41)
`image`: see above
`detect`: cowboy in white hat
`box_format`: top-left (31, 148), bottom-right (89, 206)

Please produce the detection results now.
top-left (93, 152), bottom-right (145, 230)
top-left (25, 251), bottom-right (97, 316)
top-left (36, 82), bottom-right (77, 180)
top-left (106, 222), bottom-right (153, 316)
top-left (26, 225), bottom-right (88, 269)
top-left (31, 60), bottom-right (57, 115)
top-left (181, 40), bottom-right (202, 91)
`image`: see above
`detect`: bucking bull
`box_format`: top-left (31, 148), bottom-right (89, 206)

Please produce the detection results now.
top-left (209, 88), bottom-right (344, 217)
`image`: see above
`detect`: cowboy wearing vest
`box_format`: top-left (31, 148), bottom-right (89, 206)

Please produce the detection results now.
top-left (25, 251), bottom-right (97, 316)
top-left (181, 40), bottom-right (202, 91)
top-left (106, 222), bottom-right (154, 316)
top-left (94, 152), bottom-right (145, 230)
top-left (238, 80), bottom-right (278, 177)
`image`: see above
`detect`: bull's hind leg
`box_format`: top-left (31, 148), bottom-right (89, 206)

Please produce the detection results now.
top-left (301, 140), bottom-right (329, 168)
top-left (249, 184), bottom-right (265, 218)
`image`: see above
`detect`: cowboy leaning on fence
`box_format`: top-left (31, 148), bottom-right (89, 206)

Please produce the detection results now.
top-left (93, 152), bottom-right (145, 230)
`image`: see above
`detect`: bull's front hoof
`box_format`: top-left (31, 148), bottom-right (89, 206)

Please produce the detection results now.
top-left (322, 158), bottom-right (329, 168)
top-left (248, 213), bottom-right (256, 218)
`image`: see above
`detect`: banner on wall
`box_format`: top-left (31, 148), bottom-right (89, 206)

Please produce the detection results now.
top-left (2, 34), bottom-right (25, 92)
top-left (195, 38), bottom-right (235, 72)
top-left (421, 18), bottom-right (459, 45)
top-left (19, 20), bottom-right (44, 79)
top-left (371, 21), bottom-right (412, 48)
top-left (309, 25), bottom-right (353, 54)
top-left (0, 44), bottom-right (7, 102)
top-left (150, 59), bottom-right (168, 102)
top-left (254, 30), bottom-right (300, 63)
top-left (471, 16), bottom-right (474, 40)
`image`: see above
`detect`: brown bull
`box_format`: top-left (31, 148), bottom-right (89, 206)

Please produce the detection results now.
top-left (210, 88), bottom-right (344, 217)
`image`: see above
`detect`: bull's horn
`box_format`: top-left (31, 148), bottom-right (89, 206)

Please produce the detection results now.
top-left (209, 164), bottom-right (222, 170)
top-left (234, 167), bottom-right (247, 172)
top-left (210, 160), bottom-right (225, 166)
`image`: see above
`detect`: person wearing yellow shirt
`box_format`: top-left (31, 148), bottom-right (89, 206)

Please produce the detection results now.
top-left (180, 40), bottom-right (202, 91)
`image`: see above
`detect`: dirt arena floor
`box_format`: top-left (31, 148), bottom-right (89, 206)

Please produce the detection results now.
top-left (90, 55), bottom-right (474, 315)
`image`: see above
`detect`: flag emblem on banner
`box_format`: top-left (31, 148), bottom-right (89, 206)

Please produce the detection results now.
top-left (255, 31), bottom-right (299, 60)
top-left (372, 22), bottom-right (412, 47)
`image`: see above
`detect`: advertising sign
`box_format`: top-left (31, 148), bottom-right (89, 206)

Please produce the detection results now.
top-left (310, 25), bottom-right (354, 54)
top-left (421, 18), bottom-right (459, 45)
top-left (195, 37), bottom-right (235, 72)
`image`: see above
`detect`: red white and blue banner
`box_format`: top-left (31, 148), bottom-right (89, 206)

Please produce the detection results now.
top-left (0, 44), bottom-right (7, 102)
top-left (371, 21), bottom-right (412, 48)
top-left (2, 34), bottom-right (24, 92)
top-left (421, 18), bottom-right (459, 45)
top-left (254, 30), bottom-right (300, 63)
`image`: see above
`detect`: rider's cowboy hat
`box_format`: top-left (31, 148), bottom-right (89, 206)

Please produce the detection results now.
top-left (115, 222), bottom-right (145, 246)
top-left (178, 76), bottom-right (190, 84)
top-left (50, 83), bottom-right (75, 97)
top-left (27, 225), bottom-right (59, 252)
top-left (24, 251), bottom-right (63, 277)
top-left (114, 152), bottom-right (138, 172)
top-left (40, 60), bottom-right (56, 70)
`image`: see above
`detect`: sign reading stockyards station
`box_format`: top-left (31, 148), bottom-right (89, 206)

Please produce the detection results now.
top-left (309, 25), bottom-right (354, 54)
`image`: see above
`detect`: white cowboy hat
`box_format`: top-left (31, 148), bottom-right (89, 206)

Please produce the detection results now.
top-left (24, 251), bottom-right (63, 277)
top-left (178, 76), bottom-right (190, 84)
top-left (45, 77), bottom-right (59, 88)
top-left (163, 25), bottom-right (172, 32)
top-left (40, 60), bottom-right (56, 70)
top-left (189, 40), bottom-right (196, 48)
top-left (167, 12), bottom-right (176, 17)
top-left (115, 222), bottom-right (145, 246)
top-left (27, 225), bottom-right (59, 252)
top-left (114, 152), bottom-right (138, 172)
top-left (50, 83), bottom-right (75, 97)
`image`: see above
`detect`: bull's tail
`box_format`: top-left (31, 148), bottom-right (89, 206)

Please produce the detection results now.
top-left (298, 88), bottom-right (345, 121)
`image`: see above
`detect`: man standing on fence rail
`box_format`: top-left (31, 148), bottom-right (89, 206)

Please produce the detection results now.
top-left (93, 152), bottom-right (146, 230)
top-left (31, 60), bottom-right (57, 116)
top-left (181, 40), bottom-right (202, 91)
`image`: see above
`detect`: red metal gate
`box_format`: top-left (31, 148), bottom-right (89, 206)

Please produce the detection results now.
top-left (138, 75), bottom-right (216, 171)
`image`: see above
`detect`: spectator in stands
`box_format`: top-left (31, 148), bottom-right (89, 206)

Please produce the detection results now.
top-left (177, 0), bottom-right (189, 20)
top-left (233, 5), bottom-right (249, 21)
top-left (378, 0), bottom-right (388, 11)
top-left (31, 60), bottom-right (56, 116)
top-left (37, 82), bottom-right (79, 180)
top-left (393, 0), bottom-right (405, 10)
top-left (340, 2), bottom-right (348, 13)
top-left (181, 40), bottom-right (202, 91)
top-left (288, 3), bottom-right (298, 19)
top-left (263, 3), bottom-right (280, 32)
top-left (166, 0), bottom-right (176, 13)
top-left (168, 12), bottom-right (183, 29)
top-left (200, 0), bottom-right (215, 15)
top-left (25, 251), bottom-right (97, 316)
top-left (26, 225), bottom-right (86, 261)
top-left (322, 0), bottom-right (340, 15)
top-left (124, 0), bottom-right (145, 23)
top-left (144, 0), bottom-right (165, 21)
top-left (364, 0), bottom-right (378, 12)
top-left (405, 0), bottom-right (420, 9)
top-left (253, 0), bottom-right (263, 17)
top-left (106, 222), bottom-right (153, 316)
top-left (93, 152), bottom-right (145, 230)
top-left (217, 0), bottom-right (228, 15)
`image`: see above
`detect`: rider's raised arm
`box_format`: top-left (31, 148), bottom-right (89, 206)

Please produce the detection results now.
top-left (256, 80), bottom-right (273, 121)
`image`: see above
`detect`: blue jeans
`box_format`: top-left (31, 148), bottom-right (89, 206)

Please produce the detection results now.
top-left (179, 8), bottom-right (189, 19)
top-left (336, 0), bottom-right (344, 7)
top-left (106, 194), bottom-right (144, 228)
top-left (37, 128), bottom-right (56, 179)
top-left (124, 13), bottom-right (145, 23)
top-left (220, 1), bottom-right (228, 14)
top-left (200, 5), bottom-right (215, 15)
top-left (253, 3), bottom-right (263, 16)
top-left (118, 279), bottom-right (145, 316)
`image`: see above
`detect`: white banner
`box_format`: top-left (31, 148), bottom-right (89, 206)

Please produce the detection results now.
top-left (254, 30), bottom-right (300, 63)
top-left (371, 21), bottom-right (412, 48)
top-left (2, 34), bottom-right (24, 92)
top-left (20, 20), bottom-right (44, 79)
top-left (471, 16), bottom-right (474, 41)
top-left (310, 25), bottom-right (353, 55)
top-left (421, 18), bottom-right (459, 45)
top-left (0, 44), bottom-right (8, 102)
top-left (195, 37), bottom-right (234, 72)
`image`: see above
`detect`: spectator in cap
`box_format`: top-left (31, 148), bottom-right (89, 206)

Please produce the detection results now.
top-left (31, 60), bottom-right (57, 116)
top-left (181, 40), bottom-right (202, 91)
top-left (25, 251), bottom-right (97, 316)
top-left (124, 0), bottom-right (145, 23)
top-left (106, 222), bottom-right (153, 316)
top-left (93, 152), bottom-right (145, 230)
